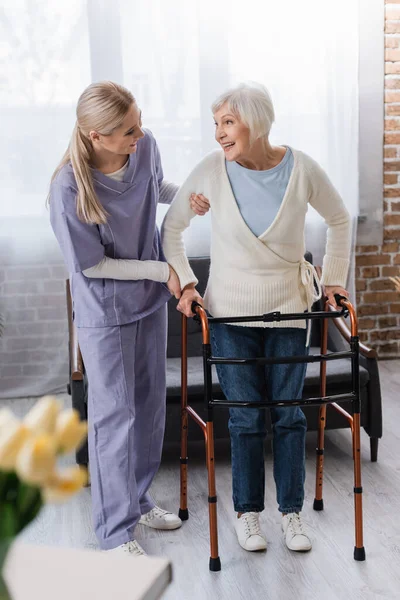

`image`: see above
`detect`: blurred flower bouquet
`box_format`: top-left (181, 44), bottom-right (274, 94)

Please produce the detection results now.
top-left (0, 396), bottom-right (87, 599)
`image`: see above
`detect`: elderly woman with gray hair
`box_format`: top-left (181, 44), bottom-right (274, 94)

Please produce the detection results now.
top-left (162, 82), bottom-right (351, 554)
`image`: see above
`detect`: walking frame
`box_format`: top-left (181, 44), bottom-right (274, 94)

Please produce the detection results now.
top-left (178, 294), bottom-right (365, 571)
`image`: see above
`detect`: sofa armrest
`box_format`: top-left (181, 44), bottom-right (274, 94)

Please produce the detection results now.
top-left (66, 280), bottom-right (84, 381)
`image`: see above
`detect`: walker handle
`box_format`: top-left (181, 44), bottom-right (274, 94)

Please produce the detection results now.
top-left (334, 293), bottom-right (348, 308)
top-left (191, 301), bottom-right (203, 314)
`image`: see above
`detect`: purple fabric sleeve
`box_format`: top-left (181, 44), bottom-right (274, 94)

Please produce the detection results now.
top-left (49, 183), bottom-right (105, 273)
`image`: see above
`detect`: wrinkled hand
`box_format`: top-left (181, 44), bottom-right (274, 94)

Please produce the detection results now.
top-left (390, 275), bottom-right (400, 292)
top-left (324, 285), bottom-right (349, 309)
top-left (177, 286), bottom-right (204, 317)
top-left (167, 265), bottom-right (181, 299)
top-left (190, 193), bottom-right (210, 216)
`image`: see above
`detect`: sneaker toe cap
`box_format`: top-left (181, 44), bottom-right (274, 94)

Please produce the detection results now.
top-left (163, 514), bottom-right (182, 529)
top-left (287, 534), bottom-right (312, 551)
top-left (242, 534), bottom-right (267, 552)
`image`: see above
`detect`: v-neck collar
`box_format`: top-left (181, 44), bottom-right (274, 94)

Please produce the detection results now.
top-left (219, 145), bottom-right (298, 245)
top-left (91, 151), bottom-right (137, 193)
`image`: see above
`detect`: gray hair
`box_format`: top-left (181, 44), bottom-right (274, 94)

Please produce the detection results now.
top-left (211, 82), bottom-right (275, 144)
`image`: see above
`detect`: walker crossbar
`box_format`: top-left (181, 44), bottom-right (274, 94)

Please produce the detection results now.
top-left (209, 393), bottom-right (356, 409)
top-left (178, 294), bottom-right (365, 571)
top-left (201, 305), bottom-right (348, 325)
top-left (209, 350), bottom-right (353, 366)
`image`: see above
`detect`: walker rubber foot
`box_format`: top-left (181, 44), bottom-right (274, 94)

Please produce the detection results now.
top-left (354, 546), bottom-right (366, 561)
top-left (313, 498), bottom-right (324, 511)
top-left (209, 556), bottom-right (221, 571)
top-left (179, 508), bottom-right (189, 521)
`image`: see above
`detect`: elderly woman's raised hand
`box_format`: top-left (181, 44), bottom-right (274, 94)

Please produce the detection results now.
top-left (190, 193), bottom-right (210, 216)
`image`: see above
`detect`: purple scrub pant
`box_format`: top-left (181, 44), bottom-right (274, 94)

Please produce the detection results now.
top-left (77, 304), bottom-right (167, 550)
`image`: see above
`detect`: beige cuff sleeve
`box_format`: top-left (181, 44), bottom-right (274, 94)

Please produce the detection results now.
top-left (320, 255), bottom-right (350, 288)
top-left (83, 256), bottom-right (169, 283)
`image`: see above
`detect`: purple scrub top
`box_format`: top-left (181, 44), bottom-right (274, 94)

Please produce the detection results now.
top-left (50, 129), bottom-right (171, 327)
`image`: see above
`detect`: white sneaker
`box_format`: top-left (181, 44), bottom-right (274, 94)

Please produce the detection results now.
top-left (139, 506), bottom-right (182, 530)
top-left (107, 540), bottom-right (147, 557)
top-left (282, 513), bottom-right (312, 551)
top-left (235, 512), bottom-right (267, 552)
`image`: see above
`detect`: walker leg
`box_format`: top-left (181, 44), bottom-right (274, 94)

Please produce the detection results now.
top-left (206, 421), bottom-right (221, 571)
top-left (313, 405), bottom-right (326, 511)
top-left (352, 412), bottom-right (365, 561)
top-left (179, 408), bottom-right (189, 521)
top-left (314, 314), bottom-right (328, 511)
top-left (179, 314), bottom-right (189, 521)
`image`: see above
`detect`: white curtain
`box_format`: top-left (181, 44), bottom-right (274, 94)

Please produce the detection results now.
top-left (0, 0), bottom-right (358, 399)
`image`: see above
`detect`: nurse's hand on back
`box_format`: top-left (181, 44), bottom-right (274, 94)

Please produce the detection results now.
top-left (48, 81), bottom-right (209, 557)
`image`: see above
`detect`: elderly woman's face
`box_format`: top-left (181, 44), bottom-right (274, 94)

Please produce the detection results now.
top-left (213, 104), bottom-right (251, 162)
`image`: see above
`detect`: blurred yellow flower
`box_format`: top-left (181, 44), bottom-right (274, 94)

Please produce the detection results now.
top-left (15, 435), bottom-right (57, 485)
top-left (43, 465), bottom-right (87, 503)
top-left (55, 409), bottom-right (88, 454)
top-left (0, 408), bottom-right (17, 435)
top-left (0, 421), bottom-right (31, 471)
top-left (23, 395), bottom-right (61, 435)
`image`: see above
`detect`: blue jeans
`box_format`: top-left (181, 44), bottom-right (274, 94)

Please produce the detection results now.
top-left (210, 324), bottom-right (308, 514)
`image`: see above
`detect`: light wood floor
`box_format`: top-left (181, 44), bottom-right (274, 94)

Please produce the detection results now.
top-left (7, 360), bottom-right (400, 600)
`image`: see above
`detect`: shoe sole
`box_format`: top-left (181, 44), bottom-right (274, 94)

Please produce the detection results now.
top-left (237, 538), bottom-right (267, 552)
top-left (286, 544), bottom-right (312, 552)
top-left (138, 520), bottom-right (182, 530)
top-left (240, 545), bottom-right (267, 552)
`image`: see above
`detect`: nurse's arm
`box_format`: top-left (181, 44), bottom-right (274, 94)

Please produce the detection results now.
top-left (158, 180), bottom-right (179, 204)
top-left (159, 180), bottom-right (210, 216)
top-left (161, 180), bottom-right (206, 290)
top-left (83, 256), bottom-right (169, 283)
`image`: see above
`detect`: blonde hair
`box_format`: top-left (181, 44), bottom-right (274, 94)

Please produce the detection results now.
top-left (49, 81), bottom-right (136, 224)
top-left (211, 82), bottom-right (275, 146)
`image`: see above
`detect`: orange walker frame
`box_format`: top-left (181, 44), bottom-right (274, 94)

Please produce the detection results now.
top-left (178, 296), bottom-right (365, 571)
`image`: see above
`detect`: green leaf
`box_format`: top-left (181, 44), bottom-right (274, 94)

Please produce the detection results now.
top-left (0, 472), bottom-right (19, 506)
top-left (16, 482), bottom-right (40, 516)
top-left (17, 484), bottom-right (43, 532)
top-left (0, 503), bottom-right (18, 539)
top-left (19, 495), bottom-right (42, 532)
top-left (0, 473), bottom-right (7, 504)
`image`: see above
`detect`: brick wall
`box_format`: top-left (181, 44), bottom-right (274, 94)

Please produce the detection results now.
top-left (355, 1), bottom-right (400, 355)
top-left (0, 261), bottom-right (69, 398)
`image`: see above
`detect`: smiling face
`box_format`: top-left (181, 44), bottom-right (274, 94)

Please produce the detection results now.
top-left (213, 103), bottom-right (252, 162)
top-left (90, 103), bottom-right (145, 156)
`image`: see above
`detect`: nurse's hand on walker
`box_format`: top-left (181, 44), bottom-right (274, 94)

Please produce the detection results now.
top-left (177, 284), bottom-right (204, 317)
top-left (167, 265), bottom-right (181, 299)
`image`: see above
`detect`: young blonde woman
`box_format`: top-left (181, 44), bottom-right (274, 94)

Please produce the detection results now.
top-left (49, 81), bottom-right (207, 556)
top-left (162, 82), bottom-right (351, 555)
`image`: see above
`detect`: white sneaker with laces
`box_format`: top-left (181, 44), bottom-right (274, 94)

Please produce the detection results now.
top-left (235, 512), bottom-right (267, 552)
top-left (139, 506), bottom-right (182, 530)
top-left (282, 513), bottom-right (312, 551)
top-left (107, 540), bottom-right (147, 557)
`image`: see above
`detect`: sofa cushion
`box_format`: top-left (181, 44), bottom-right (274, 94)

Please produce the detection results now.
top-left (304, 347), bottom-right (369, 392)
top-left (166, 357), bottom-right (221, 398)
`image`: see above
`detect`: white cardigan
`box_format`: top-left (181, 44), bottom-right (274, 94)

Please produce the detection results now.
top-left (161, 148), bottom-right (351, 329)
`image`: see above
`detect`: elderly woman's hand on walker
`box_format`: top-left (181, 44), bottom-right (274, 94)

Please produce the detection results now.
top-left (324, 285), bottom-right (349, 309)
top-left (176, 284), bottom-right (204, 317)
